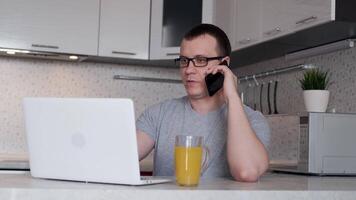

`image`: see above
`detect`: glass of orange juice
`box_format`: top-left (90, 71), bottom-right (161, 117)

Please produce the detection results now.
top-left (174, 135), bottom-right (209, 186)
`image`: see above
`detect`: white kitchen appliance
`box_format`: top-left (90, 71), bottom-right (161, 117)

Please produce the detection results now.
top-left (272, 112), bottom-right (356, 175)
top-left (23, 97), bottom-right (171, 185)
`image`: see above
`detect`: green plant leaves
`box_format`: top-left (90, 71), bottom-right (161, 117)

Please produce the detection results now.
top-left (299, 68), bottom-right (330, 90)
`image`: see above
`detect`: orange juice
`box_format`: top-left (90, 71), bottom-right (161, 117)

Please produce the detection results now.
top-left (174, 146), bottom-right (203, 186)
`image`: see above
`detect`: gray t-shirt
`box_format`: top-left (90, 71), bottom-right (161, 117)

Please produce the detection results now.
top-left (136, 96), bottom-right (270, 177)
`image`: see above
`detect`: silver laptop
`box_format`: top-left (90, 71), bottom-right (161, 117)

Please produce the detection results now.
top-left (23, 97), bottom-right (171, 185)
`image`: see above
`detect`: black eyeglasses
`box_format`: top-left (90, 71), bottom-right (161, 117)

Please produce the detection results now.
top-left (174, 56), bottom-right (224, 68)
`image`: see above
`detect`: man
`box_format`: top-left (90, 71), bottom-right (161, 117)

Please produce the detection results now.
top-left (136, 24), bottom-right (270, 182)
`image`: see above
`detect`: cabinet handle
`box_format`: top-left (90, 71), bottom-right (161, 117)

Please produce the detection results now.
top-left (238, 38), bottom-right (251, 45)
top-left (32, 44), bottom-right (59, 49)
top-left (112, 51), bottom-right (136, 55)
top-left (296, 16), bottom-right (318, 25)
top-left (263, 27), bottom-right (282, 36)
top-left (166, 53), bottom-right (180, 56)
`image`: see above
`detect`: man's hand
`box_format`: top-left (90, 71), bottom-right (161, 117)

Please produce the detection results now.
top-left (205, 61), bottom-right (239, 102)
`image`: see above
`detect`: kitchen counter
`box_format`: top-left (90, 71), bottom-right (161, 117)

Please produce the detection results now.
top-left (0, 154), bottom-right (29, 170)
top-left (0, 171), bottom-right (356, 200)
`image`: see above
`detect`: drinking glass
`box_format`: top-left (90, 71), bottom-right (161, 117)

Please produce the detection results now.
top-left (174, 135), bottom-right (209, 186)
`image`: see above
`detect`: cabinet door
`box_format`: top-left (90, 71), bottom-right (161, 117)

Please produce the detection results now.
top-left (150, 0), bottom-right (214, 60)
top-left (98, 0), bottom-right (150, 59)
top-left (234, 0), bottom-right (262, 50)
top-left (261, 0), bottom-right (292, 41)
top-left (287, 0), bottom-right (334, 32)
top-left (212, 0), bottom-right (235, 49)
top-left (0, 0), bottom-right (99, 55)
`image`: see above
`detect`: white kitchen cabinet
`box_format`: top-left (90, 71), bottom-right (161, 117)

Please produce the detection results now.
top-left (150, 0), bottom-right (216, 60)
top-left (260, 0), bottom-right (293, 41)
top-left (149, 0), bottom-right (235, 60)
top-left (235, 0), bottom-right (334, 46)
top-left (98, 0), bottom-right (150, 59)
top-left (0, 0), bottom-right (99, 55)
top-left (286, 0), bottom-right (334, 32)
top-left (233, 0), bottom-right (262, 50)
top-left (212, 0), bottom-right (235, 48)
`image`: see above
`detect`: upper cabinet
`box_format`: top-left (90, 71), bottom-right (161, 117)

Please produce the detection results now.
top-left (260, 0), bottom-right (293, 41)
top-left (0, 0), bottom-right (341, 65)
top-left (0, 0), bottom-right (99, 55)
top-left (233, 0), bottom-right (262, 50)
top-left (150, 0), bottom-right (215, 60)
top-left (285, 0), bottom-right (334, 32)
top-left (0, 0), bottom-right (228, 60)
top-left (260, 0), bottom-right (334, 41)
top-left (98, 0), bottom-right (150, 59)
top-left (99, 0), bottom-right (220, 60)
top-left (212, 0), bottom-right (235, 47)
top-left (232, 0), bottom-right (335, 51)
top-left (150, 0), bottom-right (237, 60)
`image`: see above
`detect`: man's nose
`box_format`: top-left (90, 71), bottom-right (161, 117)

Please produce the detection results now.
top-left (185, 60), bottom-right (196, 73)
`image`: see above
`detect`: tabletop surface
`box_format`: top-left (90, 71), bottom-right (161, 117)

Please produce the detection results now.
top-left (0, 171), bottom-right (355, 200)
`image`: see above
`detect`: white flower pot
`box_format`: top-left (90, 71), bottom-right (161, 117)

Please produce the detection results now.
top-left (303, 90), bottom-right (330, 112)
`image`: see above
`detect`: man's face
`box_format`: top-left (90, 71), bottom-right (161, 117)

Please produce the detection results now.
top-left (179, 34), bottom-right (221, 99)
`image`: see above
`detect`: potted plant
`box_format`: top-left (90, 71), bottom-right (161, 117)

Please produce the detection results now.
top-left (299, 68), bottom-right (331, 112)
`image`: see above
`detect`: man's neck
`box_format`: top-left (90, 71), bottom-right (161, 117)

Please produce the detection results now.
top-left (188, 93), bottom-right (225, 114)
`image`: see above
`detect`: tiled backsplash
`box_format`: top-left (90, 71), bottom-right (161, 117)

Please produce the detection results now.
top-left (0, 57), bottom-right (185, 155)
top-left (1, 45), bottom-right (356, 161)
top-left (233, 47), bottom-right (356, 115)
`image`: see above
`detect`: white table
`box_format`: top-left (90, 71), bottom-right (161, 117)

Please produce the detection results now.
top-left (0, 171), bottom-right (355, 200)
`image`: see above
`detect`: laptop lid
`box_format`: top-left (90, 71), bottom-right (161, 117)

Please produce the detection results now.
top-left (23, 97), bottom-right (142, 184)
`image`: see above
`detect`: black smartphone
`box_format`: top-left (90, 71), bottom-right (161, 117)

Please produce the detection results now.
top-left (205, 60), bottom-right (228, 96)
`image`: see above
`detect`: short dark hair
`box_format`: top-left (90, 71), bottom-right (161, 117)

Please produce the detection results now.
top-left (183, 23), bottom-right (231, 57)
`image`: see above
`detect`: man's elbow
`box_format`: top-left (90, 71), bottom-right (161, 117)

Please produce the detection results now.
top-left (230, 169), bottom-right (260, 182)
top-left (230, 164), bottom-right (268, 182)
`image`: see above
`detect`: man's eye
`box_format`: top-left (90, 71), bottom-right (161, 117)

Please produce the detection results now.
top-left (180, 58), bottom-right (188, 63)
top-left (195, 57), bottom-right (206, 63)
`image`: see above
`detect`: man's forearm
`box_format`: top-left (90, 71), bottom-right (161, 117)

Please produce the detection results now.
top-left (137, 131), bottom-right (155, 161)
top-left (226, 95), bottom-right (269, 182)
